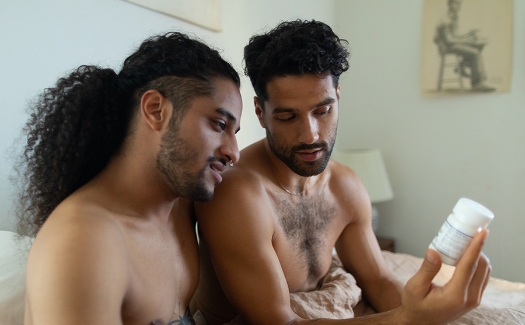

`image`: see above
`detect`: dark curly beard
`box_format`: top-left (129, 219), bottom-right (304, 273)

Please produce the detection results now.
top-left (265, 127), bottom-right (336, 177)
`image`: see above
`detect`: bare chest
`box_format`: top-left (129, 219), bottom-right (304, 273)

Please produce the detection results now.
top-left (121, 227), bottom-right (199, 325)
top-left (272, 194), bottom-right (341, 291)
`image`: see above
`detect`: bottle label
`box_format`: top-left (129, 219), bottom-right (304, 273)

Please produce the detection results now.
top-left (431, 220), bottom-right (473, 262)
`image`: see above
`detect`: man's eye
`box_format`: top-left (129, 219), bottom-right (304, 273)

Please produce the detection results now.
top-left (214, 120), bottom-right (227, 131)
top-left (316, 107), bottom-right (331, 115)
top-left (276, 115), bottom-right (294, 122)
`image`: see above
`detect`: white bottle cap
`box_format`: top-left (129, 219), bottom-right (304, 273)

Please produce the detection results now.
top-left (453, 198), bottom-right (494, 228)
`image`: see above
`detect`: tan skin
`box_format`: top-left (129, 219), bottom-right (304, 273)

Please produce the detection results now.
top-left (23, 77), bottom-right (242, 325)
top-left (192, 73), bottom-right (491, 325)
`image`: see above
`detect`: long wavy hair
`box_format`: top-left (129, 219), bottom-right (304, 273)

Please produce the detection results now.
top-left (243, 19), bottom-right (349, 107)
top-left (14, 32), bottom-right (240, 237)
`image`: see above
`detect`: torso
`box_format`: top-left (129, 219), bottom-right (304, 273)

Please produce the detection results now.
top-left (270, 184), bottom-right (345, 292)
top-left (24, 192), bottom-right (199, 325)
top-left (120, 198), bottom-right (199, 325)
top-left (193, 140), bottom-right (357, 321)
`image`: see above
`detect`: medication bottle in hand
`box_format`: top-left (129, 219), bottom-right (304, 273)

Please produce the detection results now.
top-left (429, 198), bottom-right (494, 266)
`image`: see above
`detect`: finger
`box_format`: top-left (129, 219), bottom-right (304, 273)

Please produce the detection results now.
top-left (448, 230), bottom-right (488, 291)
top-left (466, 253), bottom-right (491, 307)
top-left (405, 249), bottom-right (442, 297)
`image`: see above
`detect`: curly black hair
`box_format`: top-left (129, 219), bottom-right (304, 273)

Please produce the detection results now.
top-left (14, 32), bottom-right (240, 237)
top-left (243, 19), bottom-right (349, 106)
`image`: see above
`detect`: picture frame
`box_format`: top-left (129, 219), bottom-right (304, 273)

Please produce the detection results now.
top-left (124, 0), bottom-right (222, 32)
top-left (420, 0), bottom-right (513, 96)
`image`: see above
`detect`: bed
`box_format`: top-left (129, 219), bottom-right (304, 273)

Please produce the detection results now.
top-left (1, 230), bottom-right (524, 324)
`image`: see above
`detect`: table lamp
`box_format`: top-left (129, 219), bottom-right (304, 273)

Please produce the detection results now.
top-left (331, 148), bottom-right (393, 233)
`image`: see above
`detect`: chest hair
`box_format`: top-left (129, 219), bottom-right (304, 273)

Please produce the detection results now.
top-left (275, 194), bottom-right (336, 281)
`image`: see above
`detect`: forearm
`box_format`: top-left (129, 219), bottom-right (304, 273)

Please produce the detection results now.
top-left (362, 277), bottom-right (403, 313)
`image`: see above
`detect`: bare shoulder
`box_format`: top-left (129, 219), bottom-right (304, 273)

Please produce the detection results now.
top-left (327, 158), bottom-right (371, 222)
top-left (31, 196), bottom-right (127, 256)
top-left (27, 195), bottom-right (129, 292)
top-left (195, 141), bottom-right (273, 232)
top-left (327, 158), bottom-right (366, 195)
top-left (199, 141), bottom-right (270, 209)
top-left (25, 196), bottom-right (130, 323)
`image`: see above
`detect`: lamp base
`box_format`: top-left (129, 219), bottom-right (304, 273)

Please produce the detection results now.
top-left (371, 204), bottom-right (380, 233)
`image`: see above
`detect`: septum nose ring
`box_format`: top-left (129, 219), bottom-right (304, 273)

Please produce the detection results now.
top-left (229, 160), bottom-right (233, 167)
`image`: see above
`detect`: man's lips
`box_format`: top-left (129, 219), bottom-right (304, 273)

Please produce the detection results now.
top-left (296, 149), bottom-right (323, 161)
top-left (210, 161), bottom-right (226, 173)
top-left (209, 161), bottom-right (226, 183)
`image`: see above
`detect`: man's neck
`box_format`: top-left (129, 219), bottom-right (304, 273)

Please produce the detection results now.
top-left (87, 154), bottom-right (178, 224)
top-left (263, 140), bottom-right (313, 197)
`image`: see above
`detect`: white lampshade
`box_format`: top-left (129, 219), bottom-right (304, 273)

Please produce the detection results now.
top-left (332, 149), bottom-right (393, 203)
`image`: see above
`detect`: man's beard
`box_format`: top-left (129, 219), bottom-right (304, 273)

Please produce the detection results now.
top-left (266, 128), bottom-right (336, 177)
top-left (156, 125), bottom-right (217, 202)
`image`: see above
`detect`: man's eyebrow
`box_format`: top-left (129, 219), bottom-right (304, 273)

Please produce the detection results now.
top-left (315, 97), bottom-right (336, 107)
top-left (215, 108), bottom-right (241, 133)
top-left (271, 97), bottom-right (337, 114)
top-left (215, 107), bottom-right (237, 123)
top-left (271, 107), bottom-right (294, 114)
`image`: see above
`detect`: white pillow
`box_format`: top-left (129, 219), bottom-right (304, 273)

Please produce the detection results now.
top-left (0, 231), bottom-right (32, 325)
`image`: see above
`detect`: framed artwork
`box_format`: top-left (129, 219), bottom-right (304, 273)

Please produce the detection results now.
top-left (421, 0), bottom-right (513, 97)
top-left (124, 0), bottom-right (222, 32)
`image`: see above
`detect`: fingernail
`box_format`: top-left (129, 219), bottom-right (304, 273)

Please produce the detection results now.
top-left (426, 249), bottom-right (437, 264)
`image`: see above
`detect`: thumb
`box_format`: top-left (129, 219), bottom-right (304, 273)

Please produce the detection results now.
top-left (406, 249), bottom-right (442, 296)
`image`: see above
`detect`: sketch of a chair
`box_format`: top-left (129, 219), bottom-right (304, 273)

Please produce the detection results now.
top-left (435, 28), bottom-right (467, 91)
top-left (437, 51), bottom-right (465, 91)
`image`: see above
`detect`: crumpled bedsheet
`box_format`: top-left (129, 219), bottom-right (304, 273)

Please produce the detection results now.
top-left (213, 251), bottom-right (525, 324)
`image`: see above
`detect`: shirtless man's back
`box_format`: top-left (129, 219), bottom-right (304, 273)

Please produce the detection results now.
top-left (17, 32), bottom-right (242, 325)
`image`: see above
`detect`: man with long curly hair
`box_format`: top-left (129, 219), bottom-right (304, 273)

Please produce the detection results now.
top-left (15, 32), bottom-right (242, 325)
top-left (190, 20), bottom-right (491, 325)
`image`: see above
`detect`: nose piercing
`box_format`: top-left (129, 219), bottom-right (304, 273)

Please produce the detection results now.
top-left (229, 160), bottom-right (233, 167)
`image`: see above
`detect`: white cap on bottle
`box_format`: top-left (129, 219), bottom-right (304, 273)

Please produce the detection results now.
top-left (453, 198), bottom-right (494, 228)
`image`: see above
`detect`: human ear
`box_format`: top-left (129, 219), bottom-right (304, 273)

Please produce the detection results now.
top-left (336, 84), bottom-right (341, 101)
top-left (140, 90), bottom-right (170, 132)
top-left (254, 97), bottom-right (266, 128)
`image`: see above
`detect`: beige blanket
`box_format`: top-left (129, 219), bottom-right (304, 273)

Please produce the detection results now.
top-left (227, 251), bottom-right (525, 324)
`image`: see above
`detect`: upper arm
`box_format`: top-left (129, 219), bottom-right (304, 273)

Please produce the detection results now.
top-left (25, 215), bottom-right (128, 325)
top-left (332, 165), bottom-right (402, 310)
top-left (195, 174), bottom-right (298, 325)
top-left (333, 165), bottom-right (383, 279)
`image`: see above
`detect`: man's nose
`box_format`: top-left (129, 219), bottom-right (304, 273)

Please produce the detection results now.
top-left (221, 134), bottom-right (240, 164)
top-left (297, 117), bottom-right (319, 144)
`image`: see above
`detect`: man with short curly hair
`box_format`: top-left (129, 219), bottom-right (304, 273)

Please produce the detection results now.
top-left (191, 20), bottom-right (491, 325)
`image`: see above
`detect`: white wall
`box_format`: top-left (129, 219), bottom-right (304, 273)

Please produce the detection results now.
top-left (0, 2), bottom-right (334, 228)
top-left (334, 0), bottom-right (525, 283)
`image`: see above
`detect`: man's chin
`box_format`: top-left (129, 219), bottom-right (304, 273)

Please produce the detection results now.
top-left (189, 193), bottom-right (214, 202)
top-left (182, 184), bottom-right (214, 202)
top-left (289, 161), bottom-right (328, 177)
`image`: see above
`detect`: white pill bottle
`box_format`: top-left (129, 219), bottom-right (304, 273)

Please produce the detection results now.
top-left (429, 198), bottom-right (494, 266)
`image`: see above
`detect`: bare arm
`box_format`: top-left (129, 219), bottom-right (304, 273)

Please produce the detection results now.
top-left (337, 224), bottom-right (403, 312)
top-left (196, 174), bottom-right (298, 324)
top-left (24, 212), bottom-right (128, 325)
top-left (333, 166), bottom-right (402, 312)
